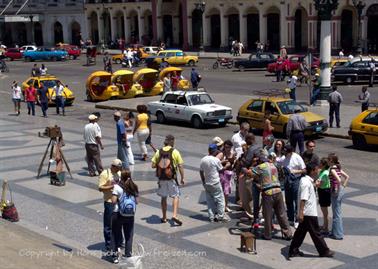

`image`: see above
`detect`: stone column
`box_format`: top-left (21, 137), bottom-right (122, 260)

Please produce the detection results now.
top-left (239, 12), bottom-right (247, 48)
top-left (138, 10), bottom-right (144, 44)
top-left (220, 10), bottom-right (228, 49)
top-left (173, 16), bottom-right (180, 46)
top-left (157, 0), bottom-right (163, 42)
top-left (259, 11), bottom-right (266, 44)
top-left (62, 17), bottom-right (69, 43)
top-left (203, 14), bottom-right (209, 47)
top-left (86, 15), bottom-right (92, 41)
top-left (110, 10), bottom-right (116, 41)
top-left (181, 0), bottom-right (189, 50)
top-left (151, 0), bottom-right (158, 42)
top-left (187, 15), bottom-right (192, 49)
top-left (279, 4), bottom-right (286, 48)
top-left (97, 10), bottom-right (104, 45)
top-left (42, 19), bottom-right (51, 46)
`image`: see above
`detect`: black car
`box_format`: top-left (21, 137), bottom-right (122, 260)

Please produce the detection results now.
top-left (234, 53), bottom-right (276, 71)
top-left (332, 58), bottom-right (378, 84)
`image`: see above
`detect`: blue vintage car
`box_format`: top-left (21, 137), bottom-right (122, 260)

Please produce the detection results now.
top-left (23, 47), bottom-right (68, 62)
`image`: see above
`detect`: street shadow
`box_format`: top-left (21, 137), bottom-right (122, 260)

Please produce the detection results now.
top-left (344, 144), bottom-right (378, 152)
top-left (87, 242), bottom-right (104, 251)
top-left (189, 214), bottom-right (210, 222)
top-left (281, 246), bottom-right (291, 261)
top-left (7, 113), bottom-right (18, 116)
top-left (52, 243), bottom-right (73, 252)
top-left (140, 214), bottom-right (163, 225)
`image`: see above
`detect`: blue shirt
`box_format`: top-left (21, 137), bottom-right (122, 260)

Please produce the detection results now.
top-left (38, 87), bottom-right (49, 103)
top-left (116, 119), bottom-right (126, 145)
top-left (191, 70), bottom-right (199, 83)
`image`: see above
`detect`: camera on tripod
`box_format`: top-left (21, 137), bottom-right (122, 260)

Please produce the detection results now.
top-left (39, 125), bottom-right (62, 139)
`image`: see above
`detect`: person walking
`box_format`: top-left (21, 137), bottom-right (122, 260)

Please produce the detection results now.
top-left (11, 81), bottom-right (21, 115)
top-left (171, 71), bottom-right (179, 91)
top-left (357, 86), bottom-right (370, 112)
top-left (287, 73), bottom-right (298, 101)
top-left (133, 105), bottom-right (150, 161)
top-left (84, 114), bottom-right (104, 177)
top-left (200, 144), bottom-right (230, 222)
top-left (191, 68), bottom-right (201, 90)
top-left (31, 64), bottom-right (40, 76)
top-left (151, 135), bottom-right (185, 225)
top-left (328, 86), bottom-right (343, 128)
top-left (54, 81), bottom-right (66, 116)
top-left (98, 159), bottom-right (122, 253)
top-left (288, 163), bottom-right (334, 258)
top-left (276, 57), bottom-right (283, 82)
top-left (328, 154), bottom-right (350, 240)
top-left (114, 111), bottom-right (129, 169)
top-left (25, 84), bottom-right (36, 116)
top-left (301, 140), bottom-right (320, 166)
top-left (124, 111), bottom-right (135, 165)
top-left (163, 72), bottom-right (172, 93)
top-left (286, 109), bottom-right (307, 154)
top-left (369, 59), bottom-right (376, 87)
top-left (315, 158), bottom-right (331, 234)
top-left (37, 82), bottom-right (50, 117)
top-left (111, 170), bottom-right (139, 264)
top-left (40, 64), bottom-right (48, 76)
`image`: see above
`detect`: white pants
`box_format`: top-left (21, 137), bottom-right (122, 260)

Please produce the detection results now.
top-left (126, 133), bottom-right (135, 165)
top-left (136, 129), bottom-right (150, 156)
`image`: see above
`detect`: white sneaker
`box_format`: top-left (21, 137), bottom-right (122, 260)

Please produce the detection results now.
top-left (294, 222), bottom-right (299, 229)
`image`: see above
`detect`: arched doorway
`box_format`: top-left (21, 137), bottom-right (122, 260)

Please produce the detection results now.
top-left (227, 8), bottom-right (240, 42)
top-left (16, 22), bottom-right (27, 45)
top-left (144, 10), bottom-right (153, 44)
top-left (246, 7), bottom-right (259, 51)
top-left (34, 22), bottom-right (43, 46)
top-left (71, 21), bottom-right (81, 46)
top-left (163, 15), bottom-right (173, 46)
top-left (102, 11), bottom-right (111, 44)
top-left (129, 10), bottom-right (139, 44)
top-left (341, 9), bottom-right (354, 52)
top-left (54, 21), bottom-right (64, 44)
top-left (90, 12), bottom-right (98, 44)
top-left (367, 4), bottom-right (378, 53)
top-left (207, 8), bottom-right (221, 49)
top-left (294, 8), bottom-right (308, 51)
top-left (115, 11), bottom-right (125, 40)
top-left (266, 7), bottom-right (280, 51)
top-left (192, 9), bottom-right (202, 48)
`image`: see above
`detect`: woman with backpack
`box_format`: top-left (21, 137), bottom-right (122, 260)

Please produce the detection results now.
top-left (328, 154), bottom-right (350, 240)
top-left (111, 170), bottom-right (139, 264)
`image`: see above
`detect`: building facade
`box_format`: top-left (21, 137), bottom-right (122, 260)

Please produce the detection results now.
top-left (84, 0), bottom-right (378, 53)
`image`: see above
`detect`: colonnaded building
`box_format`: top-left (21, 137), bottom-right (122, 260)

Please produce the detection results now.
top-left (1, 0), bottom-right (378, 53)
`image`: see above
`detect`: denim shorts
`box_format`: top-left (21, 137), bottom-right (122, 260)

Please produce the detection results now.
top-left (157, 180), bottom-right (180, 198)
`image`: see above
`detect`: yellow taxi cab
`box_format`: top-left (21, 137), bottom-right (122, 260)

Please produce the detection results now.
top-left (159, 67), bottom-right (190, 90)
top-left (349, 107), bottom-right (378, 148)
top-left (237, 97), bottom-right (328, 136)
top-left (133, 68), bottom-right (163, 96)
top-left (153, 50), bottom-right (198, 66)
top-left (22, 75), bottom-right (75, 105)
top-left (112, 48), bottom-right (149, 64)
top-left (331, 58), bottom-right (349, 71)
top-left (86, 71), bottom-right (119, 101)
top-left (111, 70), bottom-right (143, 99)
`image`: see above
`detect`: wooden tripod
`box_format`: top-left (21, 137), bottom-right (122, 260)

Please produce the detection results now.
top-left (37, 138), bottom-right (72, 179)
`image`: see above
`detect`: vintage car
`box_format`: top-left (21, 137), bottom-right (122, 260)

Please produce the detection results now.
top-left (148, 91), bottom-right (233, 128)
top-left (111, 70), bottom-right (143, 99)
top-left (86, 71), bottom-right (119, 101)
top-left (143, 46), bottom-right (159, 55)
top-left (145, 50), bottom-right (198, 67)
top-left (234, 52), bottom-right (276, 71)
top-left (159, 67), bottom-right (190, 90)
top-left (237, 97), bottom-right (328, 137)
top-left (20, 45), bottom-right (38, 53)
top-left (56, 43), bottom-right (81, 59)
top-left (349, 107), bottom-right (378, 148)
top-left (267, 55), bottom-right (320, 74)
top-left (331, 57), bottom-right (378, 84)
top-left (23, 47), bottom-right (68, 61)
top-left (4, 48), bottom-right (23, 60)
top-left (22, 75), bottom-right (75, 105)
top-left (133, 68), bottom-right (163, 96)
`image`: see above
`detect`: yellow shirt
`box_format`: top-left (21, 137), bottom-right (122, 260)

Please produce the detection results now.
top-left (151, 146), bottom-right (184, 169)
top-left (98, 169), bottom-right (121, 202)
top-left (137, 113), bottom-right (149, 130)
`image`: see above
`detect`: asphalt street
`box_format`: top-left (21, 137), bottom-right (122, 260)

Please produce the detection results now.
top-left (0, 56), bottom-right (377, 269)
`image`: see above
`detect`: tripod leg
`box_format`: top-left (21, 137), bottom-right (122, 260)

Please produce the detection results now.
top-left (37, 139), bottom-right (52, 178)
top-left (59, 149), bottom-right (73, 179)
top-left (47, 140), bottom-right (56, 173)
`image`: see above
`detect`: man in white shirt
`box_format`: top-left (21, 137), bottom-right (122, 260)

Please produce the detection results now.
top-left (127, 49), bottom-right (133, 68)
top-left (287, 74), bottom-right (298, 101)
top-left (200, 144), bottom-right (228, 222)
top-left (53, 81), bottom-right (66, 116)
top-left (11, 81), bottom-right (22, 115)
top-left (84, 114), bottom-right (104, 177)
top-left (231, 122), bottom-right (250, 159)
top-left (289, 163), bottom-right (334, 258)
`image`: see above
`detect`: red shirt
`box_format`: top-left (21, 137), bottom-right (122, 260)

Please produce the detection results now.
top-left (25, 86), bottom-right (36, 102)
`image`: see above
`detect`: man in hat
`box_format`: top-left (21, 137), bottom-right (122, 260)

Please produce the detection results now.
top-left (98, 159), bottom-right (122, 252)
top-left (114, 111), bottom-right (129, 169)
top-left (84, 114), bottom-right (104, 177)
top-left (152, 134), bottom-right (185, 225)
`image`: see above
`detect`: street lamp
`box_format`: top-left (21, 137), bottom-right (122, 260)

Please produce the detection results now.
top-left (194, 2), bottom-right (206, 52)
top-left (352, 0), bottom-right (366, 55)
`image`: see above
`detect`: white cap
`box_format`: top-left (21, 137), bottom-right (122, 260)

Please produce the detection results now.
top-left (212, 136), bottom-right (224, 146)
top-left (111, 159), bottom-right (122, 167)
top-left (113, 111), bottom-right (121, 117)
top-left (88, 114), bottom-right (97, 120)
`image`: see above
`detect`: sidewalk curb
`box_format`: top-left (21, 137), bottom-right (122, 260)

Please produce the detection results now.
top-left (321, 133), bottom-right (351, 140)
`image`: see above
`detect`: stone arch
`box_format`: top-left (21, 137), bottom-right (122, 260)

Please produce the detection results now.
top-left (192, 8), bottom-right (203, 48)
top-left (114, 10), bottom-right (125, 40)
top-left (265, 6), bottom-right (280, 51)
top-left (34, 22), bottom-right (43, 46)
top-left (226, 7), bottom-right (240, 42)
top-left (53, 21), bottom-right (64, 44)
top-left (245, 6), bottom-right (259, 50)
top-left (70, 21), bottom-right (81, 46)
top-left (89, 11), bottom-right (99, 44)
top-left (206, 7), bottom-right (221, 48)
top-left (144, 9), bottom-right (153, 43)
top-left (294, 7), bottom-right (308, 51)
top-left (367, 4), bottom-right (378, 53)
top-left (101, 10), bottom-right (111, 44)
top-left (340, 6), bottom-right (357, 52)
top-left (128, 9), bottom-right (139, 43)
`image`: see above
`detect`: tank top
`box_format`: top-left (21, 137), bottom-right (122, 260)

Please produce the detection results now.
top-left (329, 166), bottom-right (341, 193)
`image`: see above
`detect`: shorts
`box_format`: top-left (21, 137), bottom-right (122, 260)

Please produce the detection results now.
top-left (220, 170), bottom-right (233, 195)
top-left (12, 98), bottom-right (21, 104)
top-left (318, 188), bottom-right (331, 207)
top-left (157, 180), bottom-right (180, 198)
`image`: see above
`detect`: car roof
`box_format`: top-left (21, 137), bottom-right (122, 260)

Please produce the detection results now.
top-left (247, 97), bottom-right (292, 102)
top-left (165, 90), bottom-right (208, 96)
top-left (160, 49), bottom-right (182, 52)
top-left (350, 57), bottom-right (378, 63)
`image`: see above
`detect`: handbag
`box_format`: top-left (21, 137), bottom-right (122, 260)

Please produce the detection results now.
top-left (1, 180), bottom-right (19, 222)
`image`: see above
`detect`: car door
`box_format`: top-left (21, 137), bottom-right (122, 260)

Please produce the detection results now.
top-left (353, 61), bottom-right (369, 81)
top-left (264, 101), bottom-right (283, 132)
top-left (162, 93), bottom-right (178, 119)
top-left (361, 111), bottom-right (378, 144)
top-left (174, 95), bottom-right (189, 121)
top-left (175, 51), bottom-right (186, 65)
top-left (165, 52), bottom-right (176, 64)
top-left (247, 54), bottom-right (257, 68)
top-left (245, 100), bottom-right (264, 128)
top-left (259, 54), bottom-right (271, 68)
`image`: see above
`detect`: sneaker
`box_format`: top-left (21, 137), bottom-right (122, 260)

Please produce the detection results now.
top-left (225, 206), bottom-right (232, 213)
top-left (294, 222), bottom-right (299, 229)
top-left (209, 218), bottom-right (215, 223)
top-left (320, 250), bottom-right (335, 258)
top-left (218, 216), bottom-right (230, 223)
top-left (113, 257), bottom-right (119, 264)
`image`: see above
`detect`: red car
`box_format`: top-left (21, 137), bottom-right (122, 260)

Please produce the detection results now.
top-left (267, 55), bottom-right (320, 73)
top-left (56, 44), bottom-right (81, 59)
top-left (4, 48), bottom-right (23, 61)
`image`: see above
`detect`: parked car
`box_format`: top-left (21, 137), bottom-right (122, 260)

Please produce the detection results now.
top-left (56, 44), bottom-right (81, 59)
top-left (331, 57), bottom-right (378, 84)
top-left (267, 55), bottom-right (320, 74)
top-left (237, 97), bottom-right (328, 137)
top-left (143, 46), bottom-right (159, 55)
top-left (20, 45), bottom-right (38, 53)
top-left (349, 106), bottom-right (378, 148)
top-left (234, 53), bottom-right (276, 71)
top-left (23, 47), bottom-right (68, 62)
top-left (145, 50), bottom-right (198, 67)
top-left (4, 48), bottom-right (23, 60)
top-left (148, 91), bottom-right (233, 128)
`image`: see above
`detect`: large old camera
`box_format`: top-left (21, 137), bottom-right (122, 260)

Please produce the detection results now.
top-left (39, 125), bottom-right (62, 138)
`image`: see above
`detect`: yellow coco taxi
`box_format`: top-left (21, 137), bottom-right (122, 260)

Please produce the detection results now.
top-left (349, 107), bottom-right (378, 148)
top-left (133, 68), bottom-right (163, 96)
top-left (111, 70), bottom-right (143, 99)
top-left (237, 97), bottom-right (328, 136)
top-left (22, 75), bottom-right (75, 105)
top-left (86, 71), bottom-right (119, 101)
top-left (159, 67), bottom-right (190, 90)
top-left (154, 50), bottom-right (198, 66)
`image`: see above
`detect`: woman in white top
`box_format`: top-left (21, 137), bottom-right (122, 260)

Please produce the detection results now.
top-left (40, 64), bottom-right (47, 76)
top-left (11, 81), bottom-right (21, 115)
top-left (124, 111), bottom-right (135, 165)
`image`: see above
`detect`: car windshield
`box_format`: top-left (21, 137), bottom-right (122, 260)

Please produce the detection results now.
top-left (277, 100), bottom-right (306, 114)
top-left (189, 93), bottom-right (214, 105)
top-left (42, 80), bottom-right (60, 88)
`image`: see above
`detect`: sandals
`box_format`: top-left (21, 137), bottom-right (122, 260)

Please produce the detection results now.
top-left (172, 217), bottom-right (183, 226)
top-left (161, 218), bottom-right (167, 223)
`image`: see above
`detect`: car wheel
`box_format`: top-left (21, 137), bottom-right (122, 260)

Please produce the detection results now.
top-left (115, 59), bottom-right (121, 64)
top-left (345, 77), bottom-right (354, 84)
top-left (52, 56), bottom-right (57, 61)
top-left (352, 134), bottom-right (366, 149)
top-left (69, 55), bottom-right (74, 60)
top-left (156, 111), bottom-right (166, 124)
top-left (227, 62), bottom-right (233, 69)
top-left (191, 115), bottom-right (203, 129)
top-left (238, 65), bottom-right (245, 72)
top-left (25, 57), bottom-right (31, 62)
top-left (219, 121), bottom-right (227, 128)
top-left (188, 60), bottom-right (195, 67)
top-left (212, 62), bottom-right (219, 69)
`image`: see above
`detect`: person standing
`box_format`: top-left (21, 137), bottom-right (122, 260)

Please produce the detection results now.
top-left (171, 71), bottom-right (179, 91)
top-left (84, 114), bottom-right (104, 177)
top-left (279, 46), bottom-right (287, 59)
top-left (263, 110), bottom-right (274, 142)
top-left (315, 158), bottom-right (331, 234)
top-left (114, 111), bottom-right (129, 169)
top-left (124, 111), bottom-right (135, 165)
top-left (40, 64), bottom-right (48, 76)
top-left (25, 84), bottom-right (36, 116)
top-left (133, 105), bottom-right (150, 161)
top-left (301, 140), bottom-right (320, 166)
top-left (287, 74), bottom-right (298, 101)
top-left (31, 64), bottom-right (40, 76)
top-left (98, 159), bottom-right (122, 253)
top-left (369, 59), bottom-right (376, 87)
top-left (191, 68), bottom-right (201, 90)
top-left (328, 86), bottom-right (343, 128)
top-left (127, 48), bottom-right (133, 68)
top-left (37, 82), bottom-right (50, 117)
top-left (152, 135), bottom-right (185, 225)
top-left (54, 81), bottom-right (66, 116)
top-left (219, 140), bottom-right (235, 213)
top-left (163, 73), bottom-right (172, 93)
top-left (286, 109), bottom-right (307, 154)
top-left (288, 163), bottom-right (334, 258)
top-left (358, 86), bottom-right (370, 112)
top-left (231, 122), bottom-right (250, 159)
top-left (200, 144), bottom-right (229, 222)
top-left (310, 73), bottom-right (321, 106)
top-left (276, 57), bottom-right (283, 82)
top-left (11, 81), bottom-right (21, 115)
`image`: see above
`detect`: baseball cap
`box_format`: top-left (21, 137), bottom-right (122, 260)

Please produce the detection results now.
top-left (114, 111), bottom-right (121, 117)
top-left (111, 159), bottom-right (122, 167)
top-left (88, 114), bottom-right (97, 120)
top-left (212, 136), bottom-right (224, 147)
top-left (208, 143), bottom-right (218, 152)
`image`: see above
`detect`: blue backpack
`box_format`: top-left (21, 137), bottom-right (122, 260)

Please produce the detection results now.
top-left (119, 192), bottom-right (136, 217)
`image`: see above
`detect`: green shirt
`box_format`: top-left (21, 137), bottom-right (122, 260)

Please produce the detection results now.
top-left (319, 169), bottom-right (330, 189)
